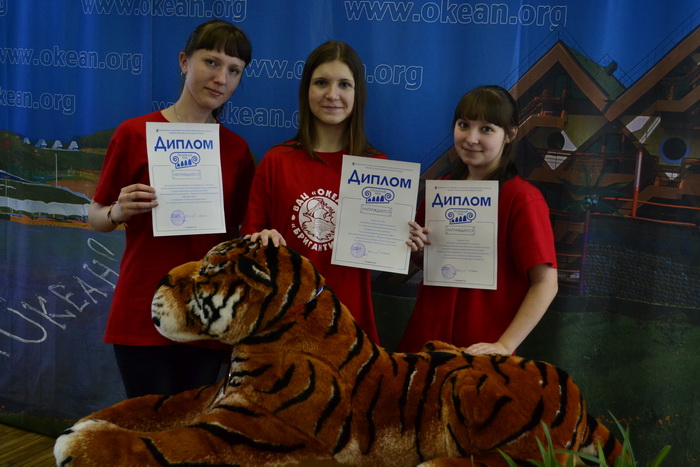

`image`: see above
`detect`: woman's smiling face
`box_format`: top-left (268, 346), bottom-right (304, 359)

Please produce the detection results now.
top-left (453, 118), bottom-right (512, 179)
top-left (308, 60), bottom-right (356, 129)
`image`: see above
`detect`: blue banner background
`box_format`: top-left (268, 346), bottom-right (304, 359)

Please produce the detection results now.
top-left (2, 1), bottom-right (695, 165)
top-left (2, 0), bottom-right (699, 464)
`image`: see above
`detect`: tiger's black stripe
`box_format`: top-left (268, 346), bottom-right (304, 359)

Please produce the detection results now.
top-left (314, 376), bottom-right (341, 436)
top-left (446, 422), bottom-right (467, 457)
top-left (414, 351), bottom-right (459, 461)
top-left (601, 425), bottom-right (619, 458)
top-left (551, 367), bottom-right (570, 428)
top-left (228, 363), bottom-right (272, 381)
top-left (152, 395), bottom-right (170, 411)
top-left (239, 321), bottom-right (295, 345)
top-left (475, 374), bottom-right (488, 395)
top-left (140, 436), bottom-right (243, 466)
top-left (435, 363), bottom-right (475, 421)
top-left (302, 268), bottom-right (323, 320)
top-left (311, 266), bottom-right (322, 294)
top-left (362, 374), bottom-right (383, 454)
top-left (425, 352), bottom-right (458, 387)
top-left (263, 242), bottom-right (281, 279)
top-left (268, 250), bottom-right (302, 327)
top-left (460, 351), bottom-right (475, 366)
top-left (223, 280), bottom-right (245, 322)
top-left (332, 412), bottom-right (353, 455)
top-left (338, 322), bottom-right (365, 370)
top-left (566, 391), bottom-right (586, 449)
top-left (449, 375), bottom-right (467, 427)
top-left (258, 363), bottom-right (295, 394)
top-left (194, 281), bottom-right (226, 336)
top-left (534, 360), bottom-right (549, 388)
top-left (189, 423), bottom-right (305, 453)
top-left (488, 397), bottom-right (545, 450)
top-left (202, 279), bottom-right (247, 331)
top-left (351, 344), bottom-right (380, 397)
top-left (478, 395), bottom-right (513, 430)
top-left (490, 355), bottom-right (511, 384)
top-left (251, 247), bottom-right (282, 333)
top-left (275, 360), bottom-right (316, 413)
top-left (324, 290), bottom-right (342, 337)
top-left (235, 254), bottom-right (272, 287)
top-left (398, 353), bottom-right (420, 432)
top-left (581, 414), bottom-right (599, 448)
top-left (389, 354), bottom-right (399, 376)
top-left (421, 342), bottom-right (435, 351)
top-left (229, 365), bottom-right (271, 388)
top-left (303, 295), bottom-right (319, 318)
top-left (235, 253), bottom-right (276, 335)
top-left (215, 404), bottom-right (262, 417)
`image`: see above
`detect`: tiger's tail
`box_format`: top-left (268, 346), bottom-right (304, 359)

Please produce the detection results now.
top-left (579, 414), bottom-right (623, 466)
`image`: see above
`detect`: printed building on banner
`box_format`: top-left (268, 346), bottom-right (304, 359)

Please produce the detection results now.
top-left (420, 26), bottom-right (700, 304)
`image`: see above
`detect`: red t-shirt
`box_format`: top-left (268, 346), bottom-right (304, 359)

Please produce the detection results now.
top-left (93, 111), bottom-right (255, 346)
top-left (398, 175), bottom-right (557, 352)
top-left (241, 145), bottom-right (386, 344)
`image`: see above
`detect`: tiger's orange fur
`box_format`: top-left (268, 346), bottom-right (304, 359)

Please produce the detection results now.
top-left (54, 238), bottom-right (621, 466)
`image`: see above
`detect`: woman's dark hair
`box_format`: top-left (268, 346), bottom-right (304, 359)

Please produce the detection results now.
top-left (286, 40), bottom-right (378, 160)
top-left (182, 20), bottom-right (252, 119)
top-left (451, 85), bottom-right (519, 181)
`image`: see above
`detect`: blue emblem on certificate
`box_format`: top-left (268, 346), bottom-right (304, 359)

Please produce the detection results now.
top-left (350, 242), bottom-right (366, 258)
top-left (441, 264), bottom-right (457, 279)
top-left (169, 152), bottom-right (200, 168)
top-left (361, 186), bottom-right (394, 203)
top-left (446, 208), bottom-right (476, 223)
top-left (171, 210), bottom-right (185, 226)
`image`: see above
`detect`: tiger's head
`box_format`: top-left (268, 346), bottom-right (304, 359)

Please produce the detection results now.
top-left (151, 238), bottom-right (325, 345)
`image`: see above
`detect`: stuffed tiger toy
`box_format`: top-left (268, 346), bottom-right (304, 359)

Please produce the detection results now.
top-left (55, 237), bottom-right (621, 466)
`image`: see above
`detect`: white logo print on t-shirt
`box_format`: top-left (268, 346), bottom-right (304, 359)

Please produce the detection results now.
top-left (290, 188), bottom-right (339, 251)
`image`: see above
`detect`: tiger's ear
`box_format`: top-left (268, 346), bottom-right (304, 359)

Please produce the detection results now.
top-left (236, 255), bottom-right (273, 290)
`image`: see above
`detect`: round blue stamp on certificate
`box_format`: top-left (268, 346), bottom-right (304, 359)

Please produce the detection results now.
top-left (171, 210), bottom-right (186, 226)
top-left (350, 242), bottom-right (366, 258)
top-left (441, 264), bottom-right (457, 279)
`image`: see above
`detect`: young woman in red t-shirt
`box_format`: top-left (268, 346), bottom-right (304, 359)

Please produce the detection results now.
top-left (88, 21), bottom-right (255, 398)
top-left (401, 85), bottom-right (558, 355)
top-left (242, 41), bottom-right (386, 344)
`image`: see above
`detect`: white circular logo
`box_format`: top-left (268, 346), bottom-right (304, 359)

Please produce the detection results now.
top-left (291, 190), bottom-right (338, 248)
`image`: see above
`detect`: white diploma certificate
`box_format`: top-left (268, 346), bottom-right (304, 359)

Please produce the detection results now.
top-left (423, 180), bottom-right (499, 289)
top-left (146, 122), bottom-right (225, 237)
top-left (331, 155), bottom-right (420, 274)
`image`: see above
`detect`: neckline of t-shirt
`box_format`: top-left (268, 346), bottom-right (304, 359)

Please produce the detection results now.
top-left (315, 149), bottom-right (346, 156)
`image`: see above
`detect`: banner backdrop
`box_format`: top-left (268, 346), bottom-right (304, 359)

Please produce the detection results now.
top-left (1, 1), bottom-right (699, 463)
